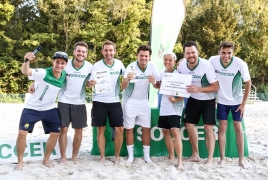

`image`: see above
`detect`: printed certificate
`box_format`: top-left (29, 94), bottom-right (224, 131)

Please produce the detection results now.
top-left (159, 73), bottom-right (192, 97)
top-left (93, 70), bottom-right (111, 94)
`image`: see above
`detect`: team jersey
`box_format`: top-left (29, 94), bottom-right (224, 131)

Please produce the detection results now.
top-left (58, 59), bottom-right (92, 105)
top-left (209, 55), bottom-right (251, 105)
top-left (122, 61), bottom-right (159, 106)
top-left (177, 58), bottom-right (217, 100)
top-left (25, 67), bottom-right (66, 111)
top-left (90, 59), bottom-right (125, 103)
top-left (159, 69), bottom-right (183, 116)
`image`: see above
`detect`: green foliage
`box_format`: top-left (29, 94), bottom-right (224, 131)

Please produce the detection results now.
top-left (0, 94), bottom-right (24, 103)
top-left (0, 0), bottom-right (268, 95)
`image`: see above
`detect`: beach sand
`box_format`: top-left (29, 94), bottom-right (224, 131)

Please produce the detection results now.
top-left (0, 102), bottom-right (267, 180)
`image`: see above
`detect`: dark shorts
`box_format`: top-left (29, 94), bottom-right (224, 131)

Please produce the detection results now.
top-left (184, 97), bottom-right (216, 125)
top-left (217, 103), bottom-right (242, 121)
top-left (58, 102), bottom-right (87, 128)
top-left (157, 115), bottom-right (181, 130)
top-left (91, 101), bottom-right (124, 127)
top-left (19, 108), bottom-right (60, 134)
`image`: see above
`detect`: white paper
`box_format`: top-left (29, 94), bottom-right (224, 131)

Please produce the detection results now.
top-left (93, 70), bottom-right (111, 94)
top-left (159, 73), bottom-right (192, 97)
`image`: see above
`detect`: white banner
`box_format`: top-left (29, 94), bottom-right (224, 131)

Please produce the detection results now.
top-left (0, 136), bottom-right (72, 163)
top-left (149, 0), bottom-right (185, 107)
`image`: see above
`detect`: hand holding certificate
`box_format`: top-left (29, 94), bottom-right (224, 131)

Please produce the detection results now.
top-left (159, 73), bottom-right (192, 98)
top-left (93, 70), bottom-right (111, 94)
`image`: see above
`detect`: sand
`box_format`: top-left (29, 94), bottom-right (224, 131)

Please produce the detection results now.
top-left (0, 102), bottom-right (268, 180)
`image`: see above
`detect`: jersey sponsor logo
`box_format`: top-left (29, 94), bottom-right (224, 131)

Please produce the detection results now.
top-left (136, 75), bottom-right (149, 80)
top-left (66, 74), bottom-right (87, 78)
top-left (192, 75), bottom-right (201, 79)
top-left (39, 85), bottom-right (49, 101)
top-left (215, 70), bottom-right (234, 76)
top-left (110, 71), bottom-right (120, 75)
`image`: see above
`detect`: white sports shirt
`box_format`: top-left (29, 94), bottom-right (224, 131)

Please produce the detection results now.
top-left (122, 61), bottom-right (159, 106)
top-left (90, 59), bottom-right (125, 103)
top-left (177, 58), bottom-right (218, 100)
top-left (209, 55), bottom-right (251, 105)
top-left (26, 67), bottom-right (66, 111)
top-left (58, 59), bottom-right (92, 104)
top-left (159, 69), bottom-right (183, 116)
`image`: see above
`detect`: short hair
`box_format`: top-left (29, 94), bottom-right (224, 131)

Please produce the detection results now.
top-left (219, 41), bottom-right (234, 50)
top-left (102, 40), bottom-right (116, 50)
top-left (74, 41), bottom-right (88, 50)
top-left (183, 41), bottom-right (198, 52)
top-left (163, 52), bottom-right (177, 60)
top-left (137, 44), bottom-right (152, 55)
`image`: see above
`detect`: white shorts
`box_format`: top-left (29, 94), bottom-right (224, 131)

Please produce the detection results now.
top-left (123, 100), bottom-right (151, 129)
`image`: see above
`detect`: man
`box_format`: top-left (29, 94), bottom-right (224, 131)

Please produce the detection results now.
top-left (29, 42), bottom-right (92, 164)
top-left (209, 41), bottom-right (251, 168)
top-left (89, 40), bottom-right (125, 163)
top-left (14, 51), bottom-right (68, 171)
top-left (121, 44), bottom-right (159, 163)
top-left (177, 41), bottom-right (218, 166)
top-left (58, 42), bottom-right (92, 164)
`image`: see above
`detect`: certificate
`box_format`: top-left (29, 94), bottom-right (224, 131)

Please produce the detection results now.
top-left (93, 70), bottom-right (111, 94)
top-left (159, 73), bottom-right (192, 97)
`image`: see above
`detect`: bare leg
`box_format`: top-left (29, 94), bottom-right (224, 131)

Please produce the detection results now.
top-left (185, 123), bottom-right (200, 162)
top-left (218, 120), bottom-right (227, 165)
top-left (14, 130), bottom-right (28, 171)
top-left (162, 129), bottom-right (175, 160)
top-left (72, 128), bottom-right (83, 164)
top-left (59, 127), bottom-right (68, 165)
top-left (171, 128), bottom-right (183, 170)
top-left (234, 121), bottom-right (246, 168)
top-left (204, 124), bottom-right (215, 166)
top-left (97, 126), bottom-right (106, 163)
top-left (114, 126), bottom-right (124, 163)
top-left (42, 132), bottom-right (59, 168)
top-left (142, 127), bottom-right (151, 146)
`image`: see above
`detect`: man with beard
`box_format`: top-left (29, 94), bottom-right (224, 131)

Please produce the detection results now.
top-left (209, 41), bottom-right (251, 168)
top-left (177, 41), bottom-right (218, 166)
top-left (89, 40), bottom-right (125, 164)
top-left (29, 42), bottom-right (92, 165)
top-left (58, 42), bottom-right (92, 164)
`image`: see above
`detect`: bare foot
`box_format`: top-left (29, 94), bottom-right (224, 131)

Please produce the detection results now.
top-left (168, 155), bottom-right (175, 160)
top-left (239, 161), bottom-right (250, 169)
top-left (218, 159), bottom-right (226, 165)
top-left (114, 157), bottom-right (120, 164)
top-left (71, 158), bottom-right (78, 165)
top-left (185, 155), bottom-right (200, 162)
top-left (177, 162), bottom-right (184, 170)
top-left (205, 159), bottom-right (213, 167)
top-left (59, 158), bottom-right (68, 165)
top-left (99, 157), bottom-right (105, 164)
top-left (42, 161), bottom-right (53, 168)
top-left (13, 164), bottom-right (23, 171)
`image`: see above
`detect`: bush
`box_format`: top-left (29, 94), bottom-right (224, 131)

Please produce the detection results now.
top-left (0, 94), bottom-right (24, 103)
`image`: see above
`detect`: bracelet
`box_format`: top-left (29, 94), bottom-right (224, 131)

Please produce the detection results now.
top-left (153, 79), bottom-right (157, 85)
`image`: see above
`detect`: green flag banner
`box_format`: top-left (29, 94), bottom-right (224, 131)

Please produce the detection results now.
top-left (149, 0), bottom-right (186, 107)
top-left (91, 109), bottom-right (249, 158)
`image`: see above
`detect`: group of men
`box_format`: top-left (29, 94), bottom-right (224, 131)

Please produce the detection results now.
top-left (178, 41), bottom-right (251, 169)
top-left (14, 39), bottom-right (251, 171)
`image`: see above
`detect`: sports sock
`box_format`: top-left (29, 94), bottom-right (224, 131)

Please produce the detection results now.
top-left (143, 145), bottom-right (152, 163)
top-left (126, 145), bottom-right (134, 163)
